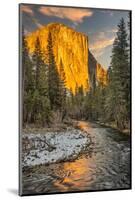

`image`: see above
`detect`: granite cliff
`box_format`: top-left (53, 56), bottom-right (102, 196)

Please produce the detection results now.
top-left (26, 23), bottom-right (107, 93)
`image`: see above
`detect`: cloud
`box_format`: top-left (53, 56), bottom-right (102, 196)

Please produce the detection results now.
top-left (20, 5), bottom-right (34, 16)
top-left (101, 10), bottom-right (114, 16)
top-left (90, 37), bottom-right (114, 60)
top-left (24, 29), bottom-right (30, 35)
top-left (89, 37), bottom-right (114, 67)
top-left (89, 27), bottom-right (117, 60)
top-left (90, 37), bottom-right (115, 51)
top-left (106, 28), bottom-right (117, 33)
top-left (31, 17), bottom-right (43, 28)
top-left (38, 6), bottom-right (93, 23)
top-left (89, 32), bottom-right (115, 60)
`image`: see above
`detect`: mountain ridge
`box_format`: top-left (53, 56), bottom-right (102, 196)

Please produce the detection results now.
top-left (26, 22), bottom-right (107, 93)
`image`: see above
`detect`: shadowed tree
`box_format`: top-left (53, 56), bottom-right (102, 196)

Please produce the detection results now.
top-left (46, 32), bottom-right (61, 111)
top-left (105, 18), bottom-right (130, 129)
top-left (22, 28), bottom-right (35, 125)
top-left (32, 37), bottom-right (51, 126)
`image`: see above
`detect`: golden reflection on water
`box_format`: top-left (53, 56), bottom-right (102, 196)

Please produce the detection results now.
top-left (54, 157), bottom-right (95, 191)
top-left (54, 121), bottom-right (96, 191)
top-left (23, 121), bottom-right (130, 193)
top-left (77, 121), bottom-right (93, 133)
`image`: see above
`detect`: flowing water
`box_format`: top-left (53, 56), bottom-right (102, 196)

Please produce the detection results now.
top-left (22, 121), bottom-right (131, 194)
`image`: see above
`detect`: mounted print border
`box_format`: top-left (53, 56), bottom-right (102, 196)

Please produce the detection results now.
top-left (19, 3), bottom-right (132, 196)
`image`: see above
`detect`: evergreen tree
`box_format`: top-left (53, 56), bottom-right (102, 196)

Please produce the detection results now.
top-left (22, 28), bottom-right (35, 125)
top-left (59, 60), bottom-right (67, 120)
top-left (127, 13), bottom-right (131, 120)
top-left (73, 84), bottom-right (85, 119)
top-left (32, 37), bottom-right (51, 126)
top-left (47, 32), bottom-right (61, 110)
top-left (105, 18), bottom-right (130, 129)
top-left (59, 59), bottom-right (66, 108)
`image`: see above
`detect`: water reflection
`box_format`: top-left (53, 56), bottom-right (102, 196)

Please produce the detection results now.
top-left (55, 157), bottom-right (95, 191)
top-left (23, 121), bottom-right (130, 194)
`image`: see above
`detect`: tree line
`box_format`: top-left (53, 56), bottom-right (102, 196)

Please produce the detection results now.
top-left (22, 31), bottom-right (67, 127)
top-left (22, 17), bottom-right (130, 131)
top-left (83, 17), bottom-right (130, 130)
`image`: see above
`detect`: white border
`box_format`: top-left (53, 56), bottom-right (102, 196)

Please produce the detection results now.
top-left (0, 0), bottom-right (134, 199)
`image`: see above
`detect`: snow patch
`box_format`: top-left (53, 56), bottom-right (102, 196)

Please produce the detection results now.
top-left (22, 129), bottom-right (90, 167)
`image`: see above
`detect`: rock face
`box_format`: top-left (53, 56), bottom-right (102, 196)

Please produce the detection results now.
top-left (26, 23), bottom-right (107, 93)
top-left (88, 51), bottom-right (107, 90)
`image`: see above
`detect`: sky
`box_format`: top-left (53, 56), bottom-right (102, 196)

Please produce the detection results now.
top-left (20, 4), bottom-right (130, 68)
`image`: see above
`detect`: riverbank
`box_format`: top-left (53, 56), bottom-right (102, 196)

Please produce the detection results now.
top-left (94, 121), bottom-right (130, 135)
top-left (22, 123), bottom-right (91, 168)
top-left (22, 120), bottom-right (131, 194)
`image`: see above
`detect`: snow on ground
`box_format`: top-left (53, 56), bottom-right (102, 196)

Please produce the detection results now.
top-left (22, 129), bottom-right (90, 167)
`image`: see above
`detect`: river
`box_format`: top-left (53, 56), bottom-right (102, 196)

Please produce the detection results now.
top-left (22, 121), bottom-right (131, 195)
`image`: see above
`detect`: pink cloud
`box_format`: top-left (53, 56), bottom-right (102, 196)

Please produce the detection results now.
top-left (20, 5), bottom-right (34, 16)
top-left (39, 7), bottom-right (93, 23)
top-left (90, 37), bottom-right (115, 51)
top-left (89, 36), bottom-right (115, 60)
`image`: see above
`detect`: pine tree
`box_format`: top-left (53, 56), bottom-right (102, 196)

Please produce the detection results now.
top-left (73, 84), bottom-right (85, 119)
top-left (22, 28), bottom-right (35, 125)
top-left (127, 13), bottom-right (131, 121)
top-left (47, 32), bottom-right (61, 110)
top-left (59, 60), bottom-right (67, 120)
top-left (32, 37), bottom-right (51, 126)
top-left (105, 18), bottom-right (130, 129)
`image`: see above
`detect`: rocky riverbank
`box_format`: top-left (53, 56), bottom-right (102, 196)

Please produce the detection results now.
top-left (22, 126), bottom-right (91, 167)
